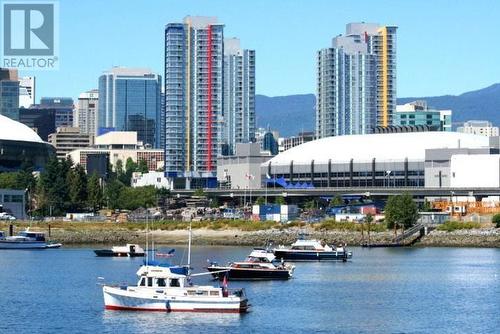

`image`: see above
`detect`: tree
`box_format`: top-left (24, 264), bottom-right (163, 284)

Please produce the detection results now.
top-left (331, 195), bottom-right (344, 206)
top-left (117, 186), bottom-right (156, 210)
top-left (492, 213), bottom-right (500, 228)
top-left (255, 196), bottom-right (266, 205)
top-left (384, 193), bottom-right (419, 232)
top-left (137, 159), bottom-right (149, 174)
top-left (365, 213), bottom-right (374, 245)
top-left (122, 158), bottom-right (138, 185)
top-left (87, 173), bottom-right (102, 212)
top-left (275, 196), bottom-right (286, 205)
top-left (67, 165), bottom-right (88, 212)
top-left (37, 157), bottom-right (69, 216)
top-left (0, 173), bottom-right (19, 189)
top-left (104, 179), bottom-right (125, 210)
top-left (304, 199), bottom-right (317, 210)
top-left (194, 188), bottom-right (205, 197)
top-left (422, 199), bottom-right (432, 211)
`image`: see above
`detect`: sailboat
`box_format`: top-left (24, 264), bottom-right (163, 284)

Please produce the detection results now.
top-left (102, 222), bottom-right (249, 313)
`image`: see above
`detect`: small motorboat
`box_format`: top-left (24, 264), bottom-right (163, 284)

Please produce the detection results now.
top-left (273, 236), bottom-right (352, 261)
top-left (0, 230), bottom-right (62, 249)
top-left (94, 244), bottom-right (145, 257)
top-left (207, 248), bottom-right (295, 280)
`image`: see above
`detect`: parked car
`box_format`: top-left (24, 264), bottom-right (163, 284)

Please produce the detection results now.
top-left (0, 212), bottom-right (16, 221)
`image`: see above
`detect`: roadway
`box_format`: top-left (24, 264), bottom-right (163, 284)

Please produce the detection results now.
top-left (172, 187), bottom-right (500, 199)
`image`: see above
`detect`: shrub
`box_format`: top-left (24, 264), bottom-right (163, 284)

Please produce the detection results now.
top-left (492, 214), bottom-right (500, 228)
top-left (437, 221), bottom-right (481, 232)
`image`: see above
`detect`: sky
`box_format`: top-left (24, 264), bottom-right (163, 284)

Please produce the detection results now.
top-left (17, 0), bottom-right (500, 102)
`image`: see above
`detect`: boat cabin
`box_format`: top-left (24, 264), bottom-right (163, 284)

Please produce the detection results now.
top-left (289, 239), bottom-right (332, 251)
top-left (18, 231), bottom-right (46, 241)
top-left (138, 276), bottom-right (184, 288)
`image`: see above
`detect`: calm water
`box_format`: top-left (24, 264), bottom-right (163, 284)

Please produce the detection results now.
top-left (0, 246), bottom-right (498, 334)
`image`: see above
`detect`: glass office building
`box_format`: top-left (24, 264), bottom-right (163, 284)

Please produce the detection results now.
top-left (98, 67), bottom-right (162, 148)
top-left (395, 100), bottom-right (452, 132)
top-left (0, 68), bottom-right (20, 121)
top-left (39, 97), bottom-right (75, 128)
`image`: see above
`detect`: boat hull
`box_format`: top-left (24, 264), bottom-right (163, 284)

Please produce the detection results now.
top-left (274, 249), bottom-right (352, 261)
top-left (103, 286), bottom-right (248, 313)
top-left (94, 250), bottom-right (144, 257)
top-left (0, 241), bottom-right (47, 249)
top-left (207, 266), bottom-right (292, 280)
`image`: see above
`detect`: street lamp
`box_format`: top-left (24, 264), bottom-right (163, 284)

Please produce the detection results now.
top-left (385, 170), bottom-right (392, 188)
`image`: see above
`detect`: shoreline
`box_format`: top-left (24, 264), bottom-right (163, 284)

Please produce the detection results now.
top-left (36, 227), bottom-right (500, 248)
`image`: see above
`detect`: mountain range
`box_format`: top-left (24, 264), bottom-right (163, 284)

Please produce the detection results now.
top-left (256, 83), bottom-right (500, 137)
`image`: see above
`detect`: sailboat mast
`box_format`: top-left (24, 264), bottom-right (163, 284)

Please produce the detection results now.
top-left (187, 221), bottom-right (192, 274)
top-left (145, 209), bottom-right (149, 265)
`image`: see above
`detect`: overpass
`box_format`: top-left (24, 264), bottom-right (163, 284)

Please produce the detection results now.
top-left (172, 187), bottom-right (500, 199)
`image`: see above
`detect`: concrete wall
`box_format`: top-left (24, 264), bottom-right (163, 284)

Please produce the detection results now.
top-left (0, 189), bottom-right (26, 219)
top-left (450, 154), bottom-right (500, 188)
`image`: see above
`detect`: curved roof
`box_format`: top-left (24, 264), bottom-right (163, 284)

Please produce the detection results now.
top-left (267, 132), bottom-right (490, 166)
top-left (0, 114), bottom-right (44, 143)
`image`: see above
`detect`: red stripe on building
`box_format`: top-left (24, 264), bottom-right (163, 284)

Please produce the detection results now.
top-left (207, 25), bottom-right (213, 172)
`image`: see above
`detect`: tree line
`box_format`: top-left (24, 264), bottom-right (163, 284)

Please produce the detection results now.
top-left (0, 157), bottom-right (165, 217)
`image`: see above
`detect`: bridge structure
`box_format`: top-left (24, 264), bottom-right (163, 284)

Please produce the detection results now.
top-left (172, 187), bottom-right (500, 200)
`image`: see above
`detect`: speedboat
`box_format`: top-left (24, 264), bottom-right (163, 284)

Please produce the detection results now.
top-left (207, 248), bottom-right (295, 280)
top-left (0, 230), bottom-right (62, 249)
top-left (273, 237), bottom-right (352, 261)
top-left (94, 244), bottom-right (145, 257)
top-left (102, 224), bottom-right (250, 313)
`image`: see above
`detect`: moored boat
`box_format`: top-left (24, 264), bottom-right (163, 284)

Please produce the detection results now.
top-left (103, 263), bottom-right (249, 313)
top-left (0, 230), bottom-right (62, 249)
top-left (101, 224), bottom-right (250, 313)
top-left (94, 244), bottom-right (145, 257)
top-left (207, 248), bottom-right (295, 280)
top-left (273, 237), bottom-right (352, 261)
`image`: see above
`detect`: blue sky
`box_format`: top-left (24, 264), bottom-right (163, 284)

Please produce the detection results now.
top-left (19, 0), bottom-right (500, 101)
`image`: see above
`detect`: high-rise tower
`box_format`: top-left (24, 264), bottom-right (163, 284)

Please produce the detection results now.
top-left (316, 23), bottom-right (397, 138)
top-left (97, 67), bottom-right (162, 148)
top-left (223, 38), bottom-right (255, 155)
top-left (164, 16), bottom-right (224, 175)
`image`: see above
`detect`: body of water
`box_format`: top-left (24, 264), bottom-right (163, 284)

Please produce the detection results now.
top-left (0, 246), bottom-right (498, 333)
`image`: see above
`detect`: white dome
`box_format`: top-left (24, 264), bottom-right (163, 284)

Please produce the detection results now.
top-left (267, 132), bottom-right (491, 166)
top-left (0, 114), bottom-right (44, 143)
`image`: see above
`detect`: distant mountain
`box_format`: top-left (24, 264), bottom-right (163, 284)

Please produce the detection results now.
top-left (398, 83), bottom-right (500, 127)
top-left (256, 84), bottom-right (500, 136)
top-left (256, 94), bottom-right (315, 137)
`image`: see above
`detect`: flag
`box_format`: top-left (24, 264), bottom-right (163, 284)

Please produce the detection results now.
top-left (222, 272), bottom-right (228, 289)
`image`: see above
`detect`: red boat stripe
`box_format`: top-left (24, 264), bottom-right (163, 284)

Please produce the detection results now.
top-left (105, 305), bottom-right (247, 313)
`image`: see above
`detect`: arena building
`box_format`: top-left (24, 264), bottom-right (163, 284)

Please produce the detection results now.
top-left (0, 114), bottom-right (55, 172)
top-left (261, 132), bottom-right (498, 189)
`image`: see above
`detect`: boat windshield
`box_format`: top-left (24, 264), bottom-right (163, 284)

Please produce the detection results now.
top-left (245, 256), bottom-right (270, 263)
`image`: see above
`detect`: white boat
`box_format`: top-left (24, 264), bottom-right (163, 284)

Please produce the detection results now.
top-left (0, 230), bottom-right (62, 249)
top-left (207, 247), bottom-right (295, 281)
top-left (274, 237), bottom-right (352, 261)
top-left (102, 225), bottom-right (249, 313)
top-left (94, 244), bottom-right (145, 257)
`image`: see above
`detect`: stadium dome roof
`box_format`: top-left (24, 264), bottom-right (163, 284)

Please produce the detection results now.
top-left (266, 132), bottom-right (490, 166)
top-left (0, 114), bottom-right (44, 143)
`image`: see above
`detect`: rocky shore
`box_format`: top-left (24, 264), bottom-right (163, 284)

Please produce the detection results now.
top-left (43, 226), bottom-right (500, 248)
top-left (417, 228), bottom-right (500, 248)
